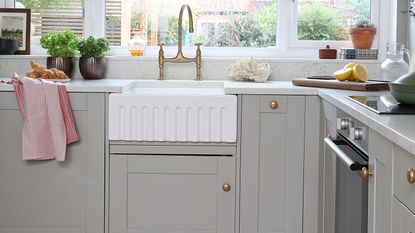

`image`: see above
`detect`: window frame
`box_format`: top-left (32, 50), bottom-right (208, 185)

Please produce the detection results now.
top-left (10, 0), bottom-right (396, 59)
top-left (288, 0), bottom-right (382, 50)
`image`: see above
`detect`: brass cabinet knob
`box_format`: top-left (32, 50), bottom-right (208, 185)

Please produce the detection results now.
top-left (270, 100), bottom-right (279, 109)
top-left (223, 183), bottom-right (231, 192)
top-left (407, 168), bottom-right (415, 184)
top-left (361, 167), bottom-right (374, 179)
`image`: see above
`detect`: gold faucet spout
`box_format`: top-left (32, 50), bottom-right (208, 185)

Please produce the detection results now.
top-left (178, 4), bottom-right (194, 56)
top-left (158, 4), bottom-right (202, 81)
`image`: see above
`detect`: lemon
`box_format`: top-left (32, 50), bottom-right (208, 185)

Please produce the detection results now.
top-left (344, 63), bottom-right (356, 81)
top-left (344, 63), bottom-right (356, 69)
top-left (352, 64), bottom-right (368, 82)
top-left (333, 68), bottom-right (353, 81)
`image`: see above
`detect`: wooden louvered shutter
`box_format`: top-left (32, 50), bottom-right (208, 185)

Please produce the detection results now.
top-left (105, 0), bottom-right (122, 45)
top-left (30, 0), bottom-right (85, 36)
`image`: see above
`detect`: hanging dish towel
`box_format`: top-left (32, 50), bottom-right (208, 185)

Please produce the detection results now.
top-left (12, 75), bottom-right (78, 161)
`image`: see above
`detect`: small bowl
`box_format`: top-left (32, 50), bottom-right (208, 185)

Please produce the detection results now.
top-left (0, 38), bottom-right (19, 55)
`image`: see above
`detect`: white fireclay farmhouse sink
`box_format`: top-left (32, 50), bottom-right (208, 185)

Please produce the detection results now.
top-left (108, 80), bottom-right (237, 142)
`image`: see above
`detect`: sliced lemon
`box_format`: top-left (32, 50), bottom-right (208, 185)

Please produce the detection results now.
top-left (344, 63), bottom-right (356, 81)
top-left (333, 68), bottom-right (353, 81)
top-left (352, 64), bottom-right (368, 82)
top-left (344, 63), bottom-right (356, 69)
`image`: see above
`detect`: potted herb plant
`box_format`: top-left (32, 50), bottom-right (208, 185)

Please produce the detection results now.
top-left (77, 36), bottom-right (110, 79)
top-left (349, 20), bottom-right (377, 49)
top-left (40, 29), bottom-right (79, 78)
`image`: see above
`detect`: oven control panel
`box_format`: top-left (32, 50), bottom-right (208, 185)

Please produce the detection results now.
top-left (336, 110), bottom-right (368, 154)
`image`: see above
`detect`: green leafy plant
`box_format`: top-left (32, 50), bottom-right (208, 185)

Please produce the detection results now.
top-left (40, 30), bottom-right (79, 57)
top-left (77, 36), bottom-right (110, 57)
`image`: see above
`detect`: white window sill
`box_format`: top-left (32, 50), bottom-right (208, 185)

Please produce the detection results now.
top-left (0, 53), bottom-right (382, 65)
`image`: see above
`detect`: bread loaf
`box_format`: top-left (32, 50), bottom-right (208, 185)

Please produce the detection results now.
top-left (26, 61), bottom-right (68, 79)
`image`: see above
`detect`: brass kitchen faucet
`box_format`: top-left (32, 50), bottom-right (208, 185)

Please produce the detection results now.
top-left (158, 4), bottom-right (202, 81)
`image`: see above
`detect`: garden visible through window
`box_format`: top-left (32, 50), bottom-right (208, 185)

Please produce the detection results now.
top-left (297, 0), bottom-right (370, 41)
top-left (105, 0), bottom-right (277, 47)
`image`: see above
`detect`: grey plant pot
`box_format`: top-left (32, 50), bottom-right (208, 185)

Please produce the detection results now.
top-left (79, 57), bottom-right (107, 80)
top-left (0, 38), bottom-right (19, 55)
top-left (46, 57), bottom-right (75, 78)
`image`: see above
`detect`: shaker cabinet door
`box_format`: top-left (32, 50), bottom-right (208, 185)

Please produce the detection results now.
top-left (240, 95), bottom-right (305, 233)
top-left (109, 155), bottom-right (236, 233)
top-left (0, 92), bottom-right (105, 233)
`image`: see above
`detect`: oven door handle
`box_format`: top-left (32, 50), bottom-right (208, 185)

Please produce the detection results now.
top-left (324, 136), bottom-right (367, 171)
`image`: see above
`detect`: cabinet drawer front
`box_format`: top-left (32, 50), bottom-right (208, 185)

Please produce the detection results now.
top-left (0, 92), bottom-right (87, 111)
top-left (260, 96), bottom-right (287, 113)
top-left (392, 197), bottom-right (415, 233)
top-left (393, 145), bottom-right (415, 212)
top-left (109, 155), bottom-right (236, 233)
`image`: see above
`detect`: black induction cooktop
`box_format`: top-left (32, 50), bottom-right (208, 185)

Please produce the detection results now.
top-left (347, 95), bottom-right (415, 114)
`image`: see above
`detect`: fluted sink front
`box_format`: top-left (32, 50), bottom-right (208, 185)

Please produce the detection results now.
top-left (108, 80), bottom-right (237, 142)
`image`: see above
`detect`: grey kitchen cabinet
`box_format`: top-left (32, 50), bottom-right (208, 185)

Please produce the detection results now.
top-left (240, 95), bottom-right (306, 233)
top-left (109, 154), bottom-right (236, 233)
top-left (0, 91), bottom-right (106, 233)
top-left (391, 140), bottom-right (415, 233)
top-left (367, 130), bottom-right (393, 233)
top-left (392, 197), bottom-right (415, 233)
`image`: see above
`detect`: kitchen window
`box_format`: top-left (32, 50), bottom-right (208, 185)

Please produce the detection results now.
top-left (8, 0), bottom-right (392, 57)
top-left (104, 0), bottom-right (277, 48)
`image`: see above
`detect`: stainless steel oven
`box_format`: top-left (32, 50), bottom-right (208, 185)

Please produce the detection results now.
top-left (324, 110), bottom-right (370, 233)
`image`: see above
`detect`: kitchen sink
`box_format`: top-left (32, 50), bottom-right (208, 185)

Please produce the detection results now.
top-left (108, 80), bottom-right (237, 142)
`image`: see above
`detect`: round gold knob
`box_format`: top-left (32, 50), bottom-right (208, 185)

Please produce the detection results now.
top-left (270, 100), bottom-right (279, 109)
top-left (361, 167), bottom-right (374, 179)
top-left (407, 168), bottom-right (415, 184)
top-left (223, 183), bottom-right (231, 192)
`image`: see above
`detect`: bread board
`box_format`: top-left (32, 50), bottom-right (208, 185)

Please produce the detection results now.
top-left (292, 79), bottom-right (390, 91)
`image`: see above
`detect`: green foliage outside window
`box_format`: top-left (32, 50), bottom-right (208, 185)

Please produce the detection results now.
top-left (17, 0), bottom-right (70, 10)
top-left (347, 0), bottom-right (370, 20)
top-left (297, 3), bottom-right (347, 41)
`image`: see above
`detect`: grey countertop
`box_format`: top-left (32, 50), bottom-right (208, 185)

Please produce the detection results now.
top-left (0, 78), bottom-right (413, 154)
top-left (318, 89), bottom-right (415, 155)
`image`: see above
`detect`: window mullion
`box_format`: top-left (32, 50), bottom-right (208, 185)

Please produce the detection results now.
top-left (84, 0), bottom-right (106, 37)
top-left (277, 0), bottom-right (293, 51)
top-left (376, 0), bottom-right (392, 60)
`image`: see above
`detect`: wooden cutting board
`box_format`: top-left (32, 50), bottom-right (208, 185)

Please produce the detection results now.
top-left (292, 79), bottom-right (390, 91)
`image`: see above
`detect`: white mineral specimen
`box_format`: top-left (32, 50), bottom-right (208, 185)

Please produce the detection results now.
top-left (228, 58), bottom-right (272, 82)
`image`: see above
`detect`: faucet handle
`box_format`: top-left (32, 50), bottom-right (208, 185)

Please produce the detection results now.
top-left (195, 43), bottom-right (202, 47)
top-left (158, 42), bottom-right (165, 48)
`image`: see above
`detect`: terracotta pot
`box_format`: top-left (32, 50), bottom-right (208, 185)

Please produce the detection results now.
top-left (47, 57), bottom-right (75, 78)
top-left (79, 57), bottom-right (107, 79)
top-left (349, 27), bottom-right (377, 49)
